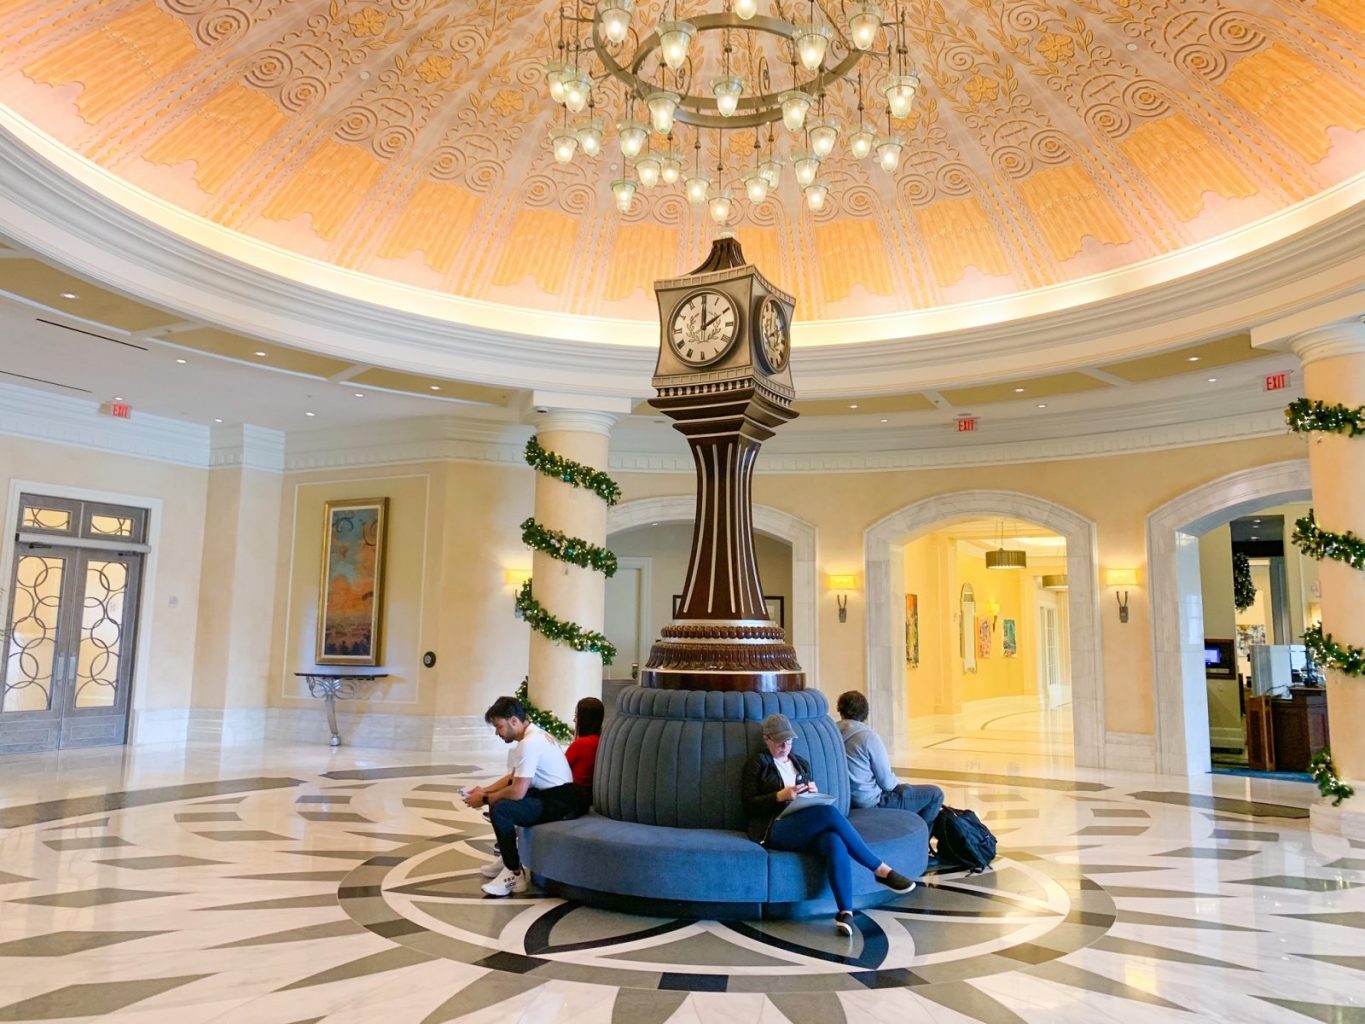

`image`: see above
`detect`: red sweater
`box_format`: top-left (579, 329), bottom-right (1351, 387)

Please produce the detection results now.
top-left (566, 734), bottom-right (600, 792)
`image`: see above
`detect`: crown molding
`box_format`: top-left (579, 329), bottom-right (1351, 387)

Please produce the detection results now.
top-left (1, 116), bottom-right (1363, 400)
top-left (283, 417), bottom-right (534, 473)
top-left (0, 380), bottom-right (208, 467)
top-left (209, 424), bottom-right (286, 472)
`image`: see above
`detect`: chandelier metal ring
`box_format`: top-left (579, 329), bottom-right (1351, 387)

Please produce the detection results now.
top-left (592, 13), bottom-right (871, 129)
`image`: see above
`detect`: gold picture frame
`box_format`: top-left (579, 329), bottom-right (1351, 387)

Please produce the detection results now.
top-left (316, 497), bottom-right (389, 666)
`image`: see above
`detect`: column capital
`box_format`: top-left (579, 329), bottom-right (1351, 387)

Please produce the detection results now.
top-left (524, 390), bottom-right (632, 437)
top-left (1249, 293), bottom-right (1365, 358)
top-left (1286, 321), bottom-right (1365, 367)
top-left (208, 423), bottom-right (285, 472)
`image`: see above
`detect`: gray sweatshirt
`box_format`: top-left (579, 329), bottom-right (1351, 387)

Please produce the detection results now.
top-left (837, 719), bottom-right (899, 809)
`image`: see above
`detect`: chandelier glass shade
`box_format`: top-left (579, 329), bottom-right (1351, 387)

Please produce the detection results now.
top-left (542, 0), bottom-right (923, 221)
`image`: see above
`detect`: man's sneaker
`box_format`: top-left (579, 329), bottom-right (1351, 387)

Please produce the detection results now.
top-left (479, 856), bottom-right (505, 879)
top-left (878, 869), bottom-right (916, 894)
top-left (481, 866), bottom-right (529, 897)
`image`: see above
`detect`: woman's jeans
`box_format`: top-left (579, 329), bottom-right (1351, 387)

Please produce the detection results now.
top-left (766, 804), bottom-right (881, 911)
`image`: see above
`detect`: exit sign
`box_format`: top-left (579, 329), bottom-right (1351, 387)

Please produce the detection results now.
top-left (101, 401), bottom-right (131, 419)
top-left (1265, 371), bottom-right (1291, 392)
top-left (957, 416), bottom-right (978, 433)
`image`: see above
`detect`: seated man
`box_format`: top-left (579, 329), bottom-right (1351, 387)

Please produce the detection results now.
top-left (836, 690), bottom-right (943, 829)
top-left (462, 695), bottom-right (580, 896)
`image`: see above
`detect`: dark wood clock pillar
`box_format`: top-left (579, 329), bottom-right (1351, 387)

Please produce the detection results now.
top-left (642, 236), bottom-right (805, 692)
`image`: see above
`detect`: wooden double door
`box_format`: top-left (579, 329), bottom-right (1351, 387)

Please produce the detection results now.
top-left (0, 495), bottom-right (147, 753)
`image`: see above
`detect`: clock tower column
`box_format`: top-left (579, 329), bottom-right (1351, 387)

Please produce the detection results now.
top-left (643, 236), bottom-right (803, 692)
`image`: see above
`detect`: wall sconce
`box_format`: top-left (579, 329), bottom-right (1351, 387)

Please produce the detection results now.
top-left (505, 569), bottom-right (532, 619)
top-left (988, 599), bottom-right (1001, 628)
top-left (1105, 568), bottom-right (1139, 623)
top-left (827, 574), bottom-right (857, 624)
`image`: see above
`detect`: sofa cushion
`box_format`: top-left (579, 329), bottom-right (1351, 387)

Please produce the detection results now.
top-left (593, 686), bottom-right (850, 831)
top-left (522, 813), bottom-right (769, 902)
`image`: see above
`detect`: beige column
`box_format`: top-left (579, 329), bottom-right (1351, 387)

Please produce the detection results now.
top-left (1287, 322), bottom-right (1365, 784)
top-left (190, 425), bottom-right (284, 740)
top-left (526, 404), bottom-right (621, 721)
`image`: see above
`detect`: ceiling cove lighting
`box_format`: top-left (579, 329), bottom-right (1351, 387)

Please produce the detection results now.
top-left (542, 0), bottom-right (921, 221)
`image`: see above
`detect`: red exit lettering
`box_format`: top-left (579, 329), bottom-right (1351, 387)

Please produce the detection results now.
top-left (107, 402), bottom-right (131, 419)
top-left (1265, 371), bottom-right (1290, 392)
top-left (957, 417), bottom-right (977, 433)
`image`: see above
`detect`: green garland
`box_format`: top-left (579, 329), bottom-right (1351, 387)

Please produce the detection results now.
top-left (514, 677), bottom-right (573, 743)
top-left (1309, 749), bottom-right (1355, 807)
top-left (525, 437), bottom-right (622, 506)
top-left (1293, 510), bottom-right (1365, 572)
top-left (1232, 552), bottom-right (1256, 612)
top-left (520, 517), bottom-right (618, 576)
top-left (516, 580), bottom-right (618, 666)
top-left (1303, 623), bottom-right (1365, 678)
top-left (1285, 398), bottom-right (1365, 438)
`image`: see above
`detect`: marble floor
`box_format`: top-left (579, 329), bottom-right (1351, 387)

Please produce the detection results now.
top-left (0, 741), bottom-right (1362, 1024)
top-left (908, 696), bottom-right (1075, 761)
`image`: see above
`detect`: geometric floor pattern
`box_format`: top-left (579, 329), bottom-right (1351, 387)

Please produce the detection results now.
top-left (1, 743), bottom-right (1363, 1024)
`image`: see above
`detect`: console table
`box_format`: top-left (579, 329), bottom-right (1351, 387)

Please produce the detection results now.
top-left (295, 672), bottom-right (388, 747)
top-left (1245, 686), bottom-right (1329, 772)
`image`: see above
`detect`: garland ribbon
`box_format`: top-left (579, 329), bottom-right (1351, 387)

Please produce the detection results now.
top-left (1309, 749), bottom-right (1356, 807)
top-left (516, 580), bottom-right (618, 666)
top-left (515, 677), bottom-right (573, 744)
top-left (1293, 510), bottom-right (1365, 572)
top-left (520, 517), bottom-right (618, 576)
top-left (1285, 398), bottom-right (1365, 438)
top-left (525, 437), bottom-right (622, 506)
top-left (1303, 623), bottom-right (1365, 678)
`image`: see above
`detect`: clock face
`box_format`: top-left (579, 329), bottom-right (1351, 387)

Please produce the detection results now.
top-left (757, 296), bottom-right (789, 372)
top-left (669, 290), bottom-right (739, 366)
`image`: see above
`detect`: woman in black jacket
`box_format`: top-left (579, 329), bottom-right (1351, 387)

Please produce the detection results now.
top-left (743, 713), bottom-right (916, 935)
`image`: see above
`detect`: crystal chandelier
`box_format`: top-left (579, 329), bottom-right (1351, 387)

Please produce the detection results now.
top-left (543, 0), bottom-right (920, 224)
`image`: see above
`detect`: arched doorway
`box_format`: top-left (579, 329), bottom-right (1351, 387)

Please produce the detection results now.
top-left (865, 492), bottom-right (1104, 768)
top-left (607, 497), bottom-right (819, 689)
top-left (1146, 460), bottom-right (1311, 776)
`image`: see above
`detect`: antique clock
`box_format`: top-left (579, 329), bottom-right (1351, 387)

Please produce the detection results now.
top-left (642, 236), bottom-right (803, 692)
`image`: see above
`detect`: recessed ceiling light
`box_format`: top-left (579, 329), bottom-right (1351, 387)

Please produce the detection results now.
top-left (113, 395), bottom-right (123, 401)
top-left (254, 351), bottom-right (267, 357)
top-left (1207, 377), bottom-right (1218, 383)
top-left (1253, 519), bottom-right (1261, 523)
top-left (213, 417), bottom-right (223, 423)
top-left (1251, 535), bottom-right (1258, 540)
top-left (305, 411), bottom-right (316, 417)
top-left (354, 392), bottom-right (365, 398)
top-left (1126, 42), bottom-right (1138, 50)
top-left (430, 385), bottom-right (441, 391)
top-left (849, 403), bottom-right (859, 409)
top-left (175, 358), bottom-right (187, 364)
top-left (880, 418), bottom-right (888, 423)
top-left (59, 291), bottom-right (78, 300)
top-left (1187, 356), bottom-right (1200, 362)
top-left (1013, 387), bottom-right (1025, 393)
top-left (359, 70), bottom-right (371, 80)
top-left (1036, 403), bottom-right (1047, 409)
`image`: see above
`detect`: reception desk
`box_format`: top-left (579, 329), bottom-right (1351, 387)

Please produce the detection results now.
top-left (1246, 687), bottom-right (1329, 772)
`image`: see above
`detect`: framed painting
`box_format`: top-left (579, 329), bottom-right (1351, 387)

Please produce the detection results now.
top-left (764, 595), bottom-right (785, 629)
top-left (976, 616), bottom-right (992, 659)
top-left (1002, 618), bottom-right (1017, 657)
top-left (316, 497), bottom-right (389, 665)
top-left (905, 593), bottom-right (919, 667)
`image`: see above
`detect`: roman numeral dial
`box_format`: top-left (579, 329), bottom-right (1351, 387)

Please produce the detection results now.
top-left (669, 290), bottom-right (739, 366)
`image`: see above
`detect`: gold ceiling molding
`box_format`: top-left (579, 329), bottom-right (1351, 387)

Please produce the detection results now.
top-left (0, 0), bottom-right (1361, 328)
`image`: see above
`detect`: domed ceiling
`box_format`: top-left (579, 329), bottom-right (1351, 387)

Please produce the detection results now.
top-left (0, 0), bottom-right (1362, 329)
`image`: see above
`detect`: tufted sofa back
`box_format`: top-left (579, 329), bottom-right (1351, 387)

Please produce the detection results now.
top-left (593, 686), bottom-right (850, 830)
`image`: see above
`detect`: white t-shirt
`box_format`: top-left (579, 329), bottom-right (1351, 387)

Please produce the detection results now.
top-left (775, 757), bottom-right (797, 788)
top-left (510, 724), bottom-right (574, 790)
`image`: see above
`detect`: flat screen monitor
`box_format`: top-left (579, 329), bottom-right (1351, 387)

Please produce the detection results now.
top-left (1204, 638), bottom-right (1236, 679)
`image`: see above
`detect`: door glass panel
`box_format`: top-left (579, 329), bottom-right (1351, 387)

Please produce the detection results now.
top-left (3, 555), bottom-right (65, 713)
top-left (21, 506), bottom-right (72, 532)
top-left (88, 514), bottom-right (135, 538)
top-left (74, 560), bottom-right (129, 709)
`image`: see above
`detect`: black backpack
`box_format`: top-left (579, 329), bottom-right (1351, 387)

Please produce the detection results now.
top-left (932, 806), bottom-right (997, 874)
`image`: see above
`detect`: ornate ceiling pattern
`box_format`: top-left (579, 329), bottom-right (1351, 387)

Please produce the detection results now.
top-left (0, 0), bottom-right (1362, 324)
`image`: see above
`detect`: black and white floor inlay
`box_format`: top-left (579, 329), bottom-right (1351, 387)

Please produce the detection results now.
top-left (0, 745), bottom-right (1361, 1024)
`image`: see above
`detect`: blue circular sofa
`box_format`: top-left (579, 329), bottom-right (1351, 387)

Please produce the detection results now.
top-left (521, 686), bottom-right (929, 919)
